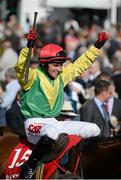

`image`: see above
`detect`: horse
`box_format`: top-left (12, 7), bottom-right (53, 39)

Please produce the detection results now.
top-left (35, 134), bottom-right (121, 179)
top-left (5, 134), bottom-right (82, 179)
top-left (67, 135), bottom-right (121, 179)
top-left (4, 132), bottom-right (121, 179)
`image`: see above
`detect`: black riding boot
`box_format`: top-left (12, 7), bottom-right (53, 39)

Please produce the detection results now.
top-left (19, 135), bottom-right (56, 179)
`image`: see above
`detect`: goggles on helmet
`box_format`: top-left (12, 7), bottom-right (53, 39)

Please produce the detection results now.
top-left (38, 43), bottom-right (70, 63)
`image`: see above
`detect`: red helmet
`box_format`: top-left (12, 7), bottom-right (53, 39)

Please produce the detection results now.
top-left (38, 43), bottom-right (69, 63)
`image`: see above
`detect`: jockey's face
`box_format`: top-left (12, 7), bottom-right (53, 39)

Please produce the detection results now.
top-left (47, 62), bottom-right (63, 79)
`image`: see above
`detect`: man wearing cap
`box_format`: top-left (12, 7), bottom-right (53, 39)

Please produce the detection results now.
top-left (57, 100), bottom-right (79, 121)
top-left (14, 29), bottom-right (108, 178)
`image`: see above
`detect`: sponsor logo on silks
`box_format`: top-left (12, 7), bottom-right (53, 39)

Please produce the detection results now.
top-left (28, 123), bottom-right (44, 134)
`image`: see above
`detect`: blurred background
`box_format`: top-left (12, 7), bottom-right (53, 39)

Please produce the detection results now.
top-left (0, 0), bottom-right (121, 52)
top-left (0, 0), bottom-right (121, 51)
top-left (0, 0), bottom-right (121, 28)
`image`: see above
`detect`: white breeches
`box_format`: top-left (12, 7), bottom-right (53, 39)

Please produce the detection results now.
top-left (24, 117), bottom-right (100, 144)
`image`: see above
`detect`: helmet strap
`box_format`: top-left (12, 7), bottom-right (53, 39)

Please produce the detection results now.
top-left (40, 63), bottom-right (55, 80)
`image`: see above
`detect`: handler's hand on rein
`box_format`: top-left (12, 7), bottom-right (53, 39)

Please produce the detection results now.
top-left (94, 32), bottom-right (108, 49)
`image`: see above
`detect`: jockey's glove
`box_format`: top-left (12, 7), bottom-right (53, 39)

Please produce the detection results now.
top-left (94, 32), bottom-right (108, 49)
top-left (26, 29), bottom-right (37, 48)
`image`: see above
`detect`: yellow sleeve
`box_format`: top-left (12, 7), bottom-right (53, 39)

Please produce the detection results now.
top-left (14, 47), bottom-right (37, 90)
top-left (61, 45), bottom-right (100, 87)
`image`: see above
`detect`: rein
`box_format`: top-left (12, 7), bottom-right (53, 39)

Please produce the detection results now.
top-left (54, 152), bottom-right (82, 175)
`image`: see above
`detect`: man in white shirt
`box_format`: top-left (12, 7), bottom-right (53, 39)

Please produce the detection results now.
top-left (0, 67), bottom-right (20, 126)
top-left (0, 40), bottom-right (18, 80)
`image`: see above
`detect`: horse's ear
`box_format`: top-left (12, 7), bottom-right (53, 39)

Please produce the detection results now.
top-left (52, 133), bottom-right (69, 154)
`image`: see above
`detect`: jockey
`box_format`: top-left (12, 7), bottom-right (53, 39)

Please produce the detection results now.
top-left (14, 29), bottom-right (108, 178)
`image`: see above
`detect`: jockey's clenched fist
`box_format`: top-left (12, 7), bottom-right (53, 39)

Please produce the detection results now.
top-left (94, 32), bottom-right (109, 49)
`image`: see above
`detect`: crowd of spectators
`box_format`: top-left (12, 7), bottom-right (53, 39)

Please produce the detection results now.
top-left (0, 13), bottom-right (121, 137)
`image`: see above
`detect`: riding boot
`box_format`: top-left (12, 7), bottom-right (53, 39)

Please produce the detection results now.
top-left (19, 135), bottom-right (56, 179)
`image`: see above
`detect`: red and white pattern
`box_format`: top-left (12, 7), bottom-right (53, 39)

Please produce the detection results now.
top-left (5, 140), bottom-right (32, 179)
